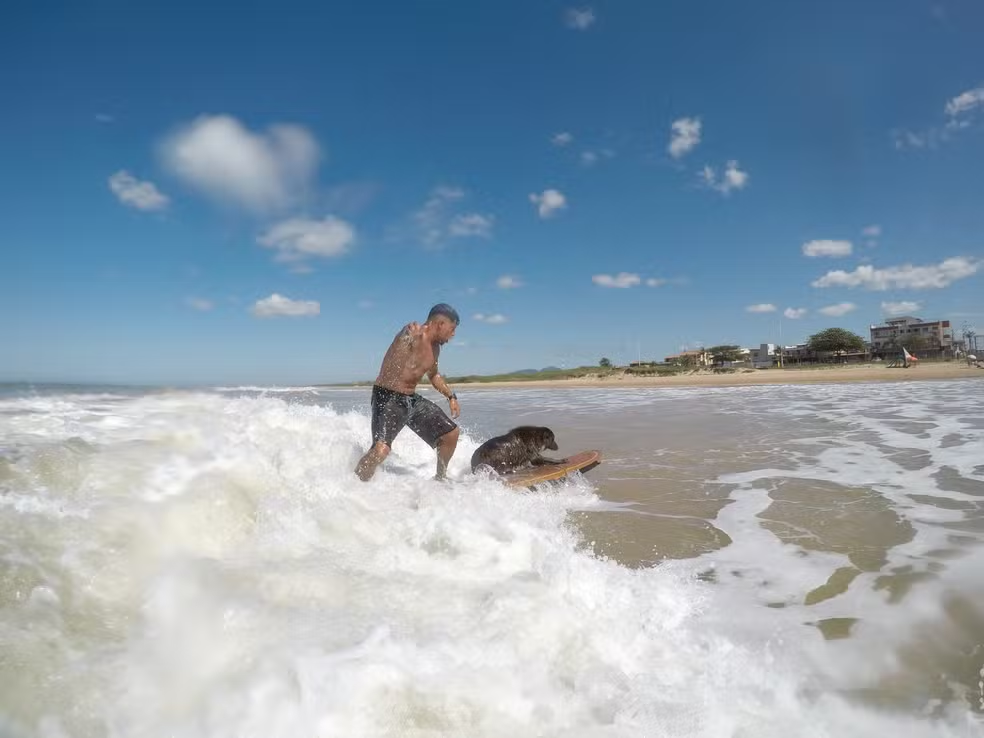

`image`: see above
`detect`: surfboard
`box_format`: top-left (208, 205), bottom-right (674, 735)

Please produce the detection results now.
top-left (499, 450), bottom-right (602, 489)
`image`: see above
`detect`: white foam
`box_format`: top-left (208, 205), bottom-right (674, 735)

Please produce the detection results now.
top-left (0, 385), bottom-right (981, 736)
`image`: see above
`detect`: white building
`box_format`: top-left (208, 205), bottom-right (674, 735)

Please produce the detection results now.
top-left (748, 343), bottom-right (777, 369)
top-left (869, 316), bottom-right (953, 357)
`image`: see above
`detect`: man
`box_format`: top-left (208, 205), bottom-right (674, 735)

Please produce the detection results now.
top-left (355, 303), bottom-right (462, 482)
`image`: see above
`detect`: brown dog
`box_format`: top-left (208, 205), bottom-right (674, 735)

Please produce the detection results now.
top-left (470, 426), bottom-right (568, 475)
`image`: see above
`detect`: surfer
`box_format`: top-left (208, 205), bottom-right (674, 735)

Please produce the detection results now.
top-left (355, 303), bottom-right (462, 482)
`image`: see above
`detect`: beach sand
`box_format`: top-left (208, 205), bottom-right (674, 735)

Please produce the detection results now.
top-left (449, 361), bottom-right (984, 390)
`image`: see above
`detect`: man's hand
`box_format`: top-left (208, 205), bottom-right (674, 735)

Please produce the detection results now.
top-left (448, 396), bottom-right (460, 419)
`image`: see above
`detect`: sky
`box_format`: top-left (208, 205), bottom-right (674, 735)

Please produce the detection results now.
top-left (2, 0), bottom-right (983, 386)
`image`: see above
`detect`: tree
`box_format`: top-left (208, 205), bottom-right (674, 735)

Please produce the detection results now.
top-left (708, 344), bottom-right (744, 365)
top-left (599, 357), bottom-right (612, 368)
top-left (807, 327), bottom-right (866, 354)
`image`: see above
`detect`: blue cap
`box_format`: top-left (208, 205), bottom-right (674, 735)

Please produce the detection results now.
top-left (428, 303), bottom-right (460, 325)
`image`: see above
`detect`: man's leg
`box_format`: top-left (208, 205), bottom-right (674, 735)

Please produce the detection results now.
top-left (434, 427), bottom-right (460, 481)
top-left (356, 441), bottom-right (391, 482)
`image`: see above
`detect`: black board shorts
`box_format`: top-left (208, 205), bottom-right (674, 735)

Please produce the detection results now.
top-left (371, 384), bottom-right (457, 448)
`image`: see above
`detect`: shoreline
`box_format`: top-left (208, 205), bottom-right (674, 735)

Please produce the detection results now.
top-left (327, 363), bottom-right (984, 391)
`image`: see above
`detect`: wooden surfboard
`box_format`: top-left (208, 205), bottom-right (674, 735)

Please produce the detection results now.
top-left (499, 450), bottom-right (602, 489)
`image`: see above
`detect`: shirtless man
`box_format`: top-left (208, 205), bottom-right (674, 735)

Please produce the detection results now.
top-left (355, 303), bottom-right (462, 482)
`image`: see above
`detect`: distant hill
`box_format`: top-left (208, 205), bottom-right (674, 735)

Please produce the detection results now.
top-left (513, 366), bottom-right (562, 374)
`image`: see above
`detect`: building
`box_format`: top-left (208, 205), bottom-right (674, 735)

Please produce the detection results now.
top-left (663, 350), bottom-right (712, 367)
top-left (747, 343), bottom-right (777, 369)
top-left (869, 316), bottom-right (953, 358)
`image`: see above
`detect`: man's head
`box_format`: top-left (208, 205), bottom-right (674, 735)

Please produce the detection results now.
top-left (426, 303), bottom-right (459, 344)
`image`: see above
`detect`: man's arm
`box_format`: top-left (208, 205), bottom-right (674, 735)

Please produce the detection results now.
top-left (428, 363), bottom-right (460, 419)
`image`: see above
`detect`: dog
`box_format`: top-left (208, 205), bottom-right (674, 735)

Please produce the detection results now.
top-left (470, 425), bottom-right (568, 475)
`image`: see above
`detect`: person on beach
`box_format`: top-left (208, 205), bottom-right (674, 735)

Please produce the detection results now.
top-left (355, 304), bottom-right (462, 482)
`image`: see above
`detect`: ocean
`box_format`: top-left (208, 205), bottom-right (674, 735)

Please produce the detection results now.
top-left (1, 379), bottom-right (982, 737)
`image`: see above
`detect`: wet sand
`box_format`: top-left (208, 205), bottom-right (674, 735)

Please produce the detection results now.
top-left (452, 362), bottom-right (984, 390)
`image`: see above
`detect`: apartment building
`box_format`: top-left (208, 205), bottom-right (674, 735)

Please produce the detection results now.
top-left (869, 316), bottom-right (953, 357)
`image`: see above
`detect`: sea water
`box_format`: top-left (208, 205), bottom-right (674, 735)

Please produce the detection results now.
top-left (0, 380), bottom-right (982, 737)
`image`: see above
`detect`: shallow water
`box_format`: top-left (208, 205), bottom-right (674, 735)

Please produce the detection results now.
top-left (0, 380), bottom-right (982, 737)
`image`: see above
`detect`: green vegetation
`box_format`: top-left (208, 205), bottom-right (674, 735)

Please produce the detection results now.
top-left (708, 344), bottom-right (743, 365)
top-left (442, 365), bottom-right (618, 383)
top-left (807, 327), bottom-right (867, 354)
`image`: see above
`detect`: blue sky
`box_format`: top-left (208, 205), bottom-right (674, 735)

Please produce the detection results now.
top-left (2, 0), bottom-right (983, 385)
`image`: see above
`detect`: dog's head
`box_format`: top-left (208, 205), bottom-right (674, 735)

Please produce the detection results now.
top-left (513, 425), bottom-right (558, 451)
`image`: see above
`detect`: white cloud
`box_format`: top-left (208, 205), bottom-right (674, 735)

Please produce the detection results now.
top-left (579, 148), bottom-right (615, 167)
top-left (161, 114), bottom-right (320, 213)
top-left (646, 278), bottom-right (667, 287)
top-left (894, 84), bottom-right (984, 151)
top-left (592, 272), bottom-right (641, 289)
top-left (496, 275), bottom-right (522, 289)
top-left (783, 307), bottom-right (807, 319)
top-left (529, 189), bottom-right (567, 218)
top-left (473, 313), bottom-right (508, 324)
top-left (250, 293), bottom-right (320, 318)
top-left (746, 303), bottom-right (777, 313)
top-left (668, 117), bottom-right (702, 159)
top-left (818, 302), bottom-right (857, 317)
top-left (862, 225), bottom-right (882, 238)
top-left (257, 216), bottom-right (355, 263)
top-left (945, 86), bottom-right (984, 117)
top-left (802, 239), bottom-right (853, 258)
top-left (108, 170), bottom-right (170, 211)
top-left (552, 132), bottom-right (574, 147)
top-left (881, 301), bottom-right (922, 315)
top-left (700, 160), bottom-right (749, 195)
top-left (413, 186), bottom-right (494, 247)
top-left (564, 8), bottom-right (596, 30)
top-left (358, 299), bottom-right (374, 309)
top-left (448, 213), bottom-right (494, 239)
top-left (185, 297), bottom-right (213, 312)
top-left (812, 257), bottom-right (981, 290)
top-left (95, 113), bottom-right (114, 124)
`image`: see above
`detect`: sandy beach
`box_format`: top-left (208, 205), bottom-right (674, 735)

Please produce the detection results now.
top-left (446, 361), bottom-right (984, 390)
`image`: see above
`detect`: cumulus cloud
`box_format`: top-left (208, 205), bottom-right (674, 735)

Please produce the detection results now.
top-left (818, 302), bottom-right (857, 317)
top-left (945, 86), bottom-right (984, 117)
top-left (161, 114), bottom-right (320, 213)
top-left (699, 161), bottom-right (749, 195)
top-left (552, 132), bottom-right (574, 147)
top-left (496, 275), bottom-right (522, 289)
top-left (564, 8), bottom-right (596, 30)
top-left (812, 257), bottom-right (980, 290)
top-left (185, 297), bottom-right (214, 311)
top-left (448, 213), bottom-right (494, 239)
top-left (257, 216), bottom-right (355, 263)
top-left (473, 313), bottom-right (508, 324)
top-left (413, 186), bottom-right (494, 247)
top-left (529, 189), bottom-right (567, 218)
top-left (882, 301), bottom-right (922, 315)
top-left (108, 170), bottom-right (169, 211)
top-left (250, 293), bottom-right (320, 318)
top-left (668, 117), bottom-right (702, 159)
top-left (592, 272), bottom-right (641, 289)
top-left (802, 239), bottom-right (853, 258)
top-left (894, 84), bottom-right (984, 150)
top-left (783, 307), bottom-right (807, 319)
top-left (746, 303), bottom-right (776, 313)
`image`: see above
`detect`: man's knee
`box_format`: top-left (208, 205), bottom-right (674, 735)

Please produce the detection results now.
top-left (439, 427), bottom-right (459, 447)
